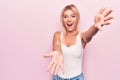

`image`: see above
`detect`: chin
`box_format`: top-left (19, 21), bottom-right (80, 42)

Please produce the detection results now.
top-left (67, 26), bottom-right (75, 31)
top-left (67, 28), bottom-right (75, 32)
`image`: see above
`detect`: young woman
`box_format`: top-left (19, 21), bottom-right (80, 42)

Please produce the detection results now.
top-left (44, 4), bottom-right (113, 80)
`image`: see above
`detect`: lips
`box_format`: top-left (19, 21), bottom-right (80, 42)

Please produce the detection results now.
top-left (66, 23), bottom-right (73, 27)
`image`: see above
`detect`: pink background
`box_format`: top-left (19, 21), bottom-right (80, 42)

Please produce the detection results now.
top-left (0, 0), bottom-right (120, 80)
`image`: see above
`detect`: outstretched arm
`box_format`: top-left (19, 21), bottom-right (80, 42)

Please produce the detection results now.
top-left (81, 7), bottom-right (114, 45)
top-left (44, 31), bottom-right (64, 75)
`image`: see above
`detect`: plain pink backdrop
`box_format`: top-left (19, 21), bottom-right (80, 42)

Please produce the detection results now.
top-left (0, 0), bottom-right (120, 80)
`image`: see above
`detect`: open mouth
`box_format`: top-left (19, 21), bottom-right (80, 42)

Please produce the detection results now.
top-left (66, 23), bottom-right (73, 27)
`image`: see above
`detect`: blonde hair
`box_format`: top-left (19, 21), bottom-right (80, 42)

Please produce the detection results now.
top-left (60, 4), bottom-right (80, 34)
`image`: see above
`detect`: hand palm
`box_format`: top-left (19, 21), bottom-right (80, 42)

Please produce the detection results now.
top-left (94, 7), bottom-right (114, 30)
top-left (44, 51), bottom-right (64, 75)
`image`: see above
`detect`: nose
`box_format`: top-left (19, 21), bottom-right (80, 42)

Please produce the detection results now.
top-left (67, 17), bottom-right (71, 22)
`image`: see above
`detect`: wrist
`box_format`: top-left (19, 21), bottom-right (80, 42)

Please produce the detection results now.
top-left (94, 22), bottom-right (103, 27)
top-left (93, 23), bottom-right (100, 29)
top-left (94, 22), bottom-right (102, 26)
top-left (94, 23), bottom-right (104, 31)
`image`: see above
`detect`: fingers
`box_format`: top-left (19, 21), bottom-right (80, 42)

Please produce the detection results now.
top-left (47, 62), bottom-right (59, 75)
top-left (47, 62), bottom-right (65, 75)
top-left (47, 61), bottom-right (54, 71)
top-left (104, 15), bottom-right (114, 25)
top-left (54, 65), bottom-right (59, 75)
top-left (44, 51), bottom-right (64, 75)
top-left (50, 63), bottom-right (57, 75)
top-left (98, 7), bottom-right (106, 14)
top-left (103, 9), bottom-right (113, 17)
top-left (47, 62), bottom-right (64, 75)
top-left (51, 63), bottom-right (64, 74)
top-left (60, 64), bottom-right (65, 74)
top-left (104, 16), bottom-right (114, 21)
top-left (103, 21), bottom-right (111, 25)
top-left (96, 7), bottom-right (114, 26)
top-left (43, 52), bottom-right (54, 58)
top-left (43, 53), bottom-right (51, 58)
top-left (98, 7), bottom-right (113, 17)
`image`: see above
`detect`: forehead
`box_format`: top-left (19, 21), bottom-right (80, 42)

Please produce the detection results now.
top-left (63, 9), bottom-right (76, 15)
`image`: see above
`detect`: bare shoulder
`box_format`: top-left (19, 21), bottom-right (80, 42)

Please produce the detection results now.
top-left (53, 31), bottom-right (61, 44)
top-left (53, 31), bottom-right (61, 39)
top-left (53, 31), bottom-right (61, 51)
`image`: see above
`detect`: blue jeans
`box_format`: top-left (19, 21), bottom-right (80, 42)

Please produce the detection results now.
top-left (52, 73), bottom-right (84, 80)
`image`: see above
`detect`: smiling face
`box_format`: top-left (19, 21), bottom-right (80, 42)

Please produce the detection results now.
top-left (61, 4), bottom-right (80, 33)
top-left (63, 9), bottom-right (78, 32)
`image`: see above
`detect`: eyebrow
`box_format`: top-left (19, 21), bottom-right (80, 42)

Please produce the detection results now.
top-left (63, 14), bottom-right (76, 17)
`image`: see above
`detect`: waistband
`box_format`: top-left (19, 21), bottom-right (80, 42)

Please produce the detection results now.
top-left (52, 73), bottom-right (84, 80)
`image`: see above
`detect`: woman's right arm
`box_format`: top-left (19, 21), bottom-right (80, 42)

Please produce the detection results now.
top-left (44, 31), bottom-right (64, 75)
top-left (53, 31), bottom-right (62, 52)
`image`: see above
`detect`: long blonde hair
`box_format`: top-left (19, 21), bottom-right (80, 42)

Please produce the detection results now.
top-left (60, 4), bottom-right (80, 34)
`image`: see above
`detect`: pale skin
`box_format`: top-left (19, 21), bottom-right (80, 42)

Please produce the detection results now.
top-left (44, 7), bottom-right (114, 75)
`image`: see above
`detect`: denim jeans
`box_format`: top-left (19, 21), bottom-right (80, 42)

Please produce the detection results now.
top-left (52, 73), bottom-right (84, 80)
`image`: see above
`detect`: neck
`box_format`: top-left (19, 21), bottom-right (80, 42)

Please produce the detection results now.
top-left (65, 30), bottom-right (79, 36)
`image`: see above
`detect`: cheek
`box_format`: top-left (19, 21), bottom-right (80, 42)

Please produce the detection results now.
top-left (63, 19), bottom-right (67, 25)
top-left (62, 20), bottom-right (66, 26)
top-left (73, 17), bottom-right (78, 21)
top-left (73, 18), bottom-right (78, 24)
top-left (63, 18), bottom-right (67, 22)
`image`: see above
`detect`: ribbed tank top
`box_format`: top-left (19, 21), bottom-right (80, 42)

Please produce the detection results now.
top-left (57, 32), bottom-right (83, 78)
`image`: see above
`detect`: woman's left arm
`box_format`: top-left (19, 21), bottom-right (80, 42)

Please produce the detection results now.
top-left (81, 7), bottom-right (114, 43)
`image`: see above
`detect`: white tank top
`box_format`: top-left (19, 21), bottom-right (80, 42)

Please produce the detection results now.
top-left (57, 32), bottom-right (83, 78)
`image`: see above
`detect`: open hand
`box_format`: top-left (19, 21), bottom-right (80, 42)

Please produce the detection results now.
top-left (43, 51), bottom-right (64, 75)
top-left (94, 7), bottom-right (114, 30)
